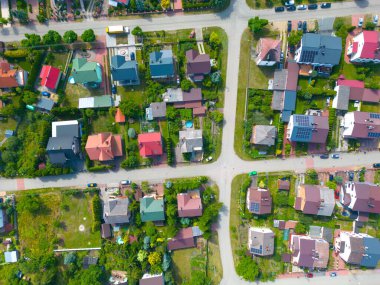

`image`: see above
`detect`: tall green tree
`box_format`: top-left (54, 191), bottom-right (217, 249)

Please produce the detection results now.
top-left (236, 256), bottom-right (259, 281)
top-left (21, 33), bottom-right (42, 48)
top-left (43, 30), bottom-right (62, 45)
top-left (248, 17), bottom-right (269, 33)
top-left (81, 29), bottom-right (96, 42)
top-left (119, 99), bottom-right (141, 119)
top-left (63, 30), bottom-right (78, 44)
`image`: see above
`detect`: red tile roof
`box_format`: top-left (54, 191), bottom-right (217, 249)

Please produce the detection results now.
top-left (39, 65), bottom-right (61, 90)
top-left (115, 108), bottom-right (126, 123)
top-left (0, 60), bottom-right (18, 88)
top-left (177, 191), bottom-right (202, 217)
top-left (337, 77), bottom-right (380, 103)
top-left (360, 31), bottom-right (380, 59)
top-left (138, 132), bottom-right (163, 157)
top-left (85, 132), bottom-right (123, 161)
top-left (352, 41), bottom-right (358, 53)
top-left (286, 62), bottom-right (300, 91)
top-left (167, 228), bottom-right (195, 251)
top-left (337, 77), bottom-right (365, 88)
top-left (174, 0), bottom-right (183, 10)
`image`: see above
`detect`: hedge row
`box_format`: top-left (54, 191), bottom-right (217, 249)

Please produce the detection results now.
top-left (25, 51), bottom-right (45, 90)
top-left (4, 49), bottom-right (28, 58)
top-left (165, 137), bottom-right (174, 166)
top-left (91, 194), bottom-right (102, 232)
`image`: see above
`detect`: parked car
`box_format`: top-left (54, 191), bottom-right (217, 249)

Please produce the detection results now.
top-left (275, 6), bottom-right (285, 12)
top-left (329, 174), bottom-right (334, 181)
top-left (120, 180), bottom-right (132, 185)
top-left (205, 156), bottom-right (213, 162)
top-left (373, 15), bottom-right (379, 25)
top-left (358, 17), bottom-right (364, 27)
top-left (249, 171), bottom-right (258, 176)
top-left (302, 21), bottom-right (307, 32)
top-left (330, 272), bottom-right (337, 277)
top-left (306, 273), bottom-right (314, 278)
top-left (130, 52), bottom-right (135, 61)
top-left (348, 171), bottom-right (355, 181)
top-left (297, 21), bottom-right (303, 31)
top-left (87, 183), bottom-right (97, 187)
top-left (373, 163), bottom-right (380, 168)
top-left (308, 4), bottom-right (318, 10)
top-left (41, 91), bottom-right (51, 97)
top-left (297, 5), bottom-right (307, 10)
top-left (331, 153), bottom-right (340, 159)
top-left (286, 5), bottom-right (296, 11)
top-left (189, 30), bottom-right (195, 38)
top-left (111, 84), bottom-right (117, 94)
top-left (321, 3), bottom-right (331, 9)
top-left (287, 20), bottom-right (292, 32)
top-left (320, 154), bottom-right (329, 159)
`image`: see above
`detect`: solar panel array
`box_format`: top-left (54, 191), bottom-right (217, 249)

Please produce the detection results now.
top-left (294, 115), bottom-right (310, 126)
top-left (368, 132), bottom-right (380, 138)
top-left (295, 128), bottom-right (312, 140)
top-left (250, 202), bottom-right (260, 213)
top-left (300, 50), bottom-right (317, 63)
top-left (250, 245), bottom-right (263, 255)
top-left (370, 113), bottom-right (380, 119)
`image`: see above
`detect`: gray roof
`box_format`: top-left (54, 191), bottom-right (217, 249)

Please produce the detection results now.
top-left (53, 121), bottom-right (80, 138)
top-left (309, 226), bottom-right (322, 239)
top-left (146, 102), bottom-right (167, 120)
top-left (103, 196), bottom-right (130, 225)
top-left (318, 17), bottom-right (335, 35)
top-left (179, 129), bottom-right (203, 153)
top-left (317, 186), bottom-right (335, 216)
top-left (162, 88), bottom-right (183, 102)
top-left (249, 228), bottom-right (274, 256)
top-left (36, 97), bottom-right (54, 111)
top-left (273, 69), bottom-right (287, 90)
top-left (334, 85), bottom-right (350, 110)
top-left (298, 33), bottom-right (342, 66)
top-left (272, 90), bottom-right (284, 111)
top-left (322, 227), bottom-right (333, 243)
top-left (149, 50), bottom-right (174, 78)
top-left (46, 136), bottom-right (80, 164)
top-left (251, 125), bottom-right (277, 146)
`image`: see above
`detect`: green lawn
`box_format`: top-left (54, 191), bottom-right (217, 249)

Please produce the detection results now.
top-left (361, 102), bottom-right (380, 113)
top-left (0, 118), bottom-right (17, 141)
top-left (5, 57), bottom-right (33, 72)
top-left (64, 83), bottom-right (104, 107)
top-left (45, 52), bottom-right (70, 72)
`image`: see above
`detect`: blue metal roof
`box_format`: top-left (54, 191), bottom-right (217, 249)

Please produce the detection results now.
top-left (283, 90), bottom-right (296, 111)
top-left (361, 237), bottom-right (380, 267)
top-left (149, 50), bottom-right (174, 78)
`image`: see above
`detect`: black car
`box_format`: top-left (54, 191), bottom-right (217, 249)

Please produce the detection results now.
top-left (308, 4), bottom-right (318, 10)
top-left (320, 154), bottom-right (329, 159)
top-left (373, 163), bottom-right (380, 168)
top-left (329, 174), bottom-right (334, 181)
top-left (321, 3), bottom-right (331, 9)
top-left (275, 6), bottom-right (285, 12)
top-left (287, 20), bottom-right (292, 32)
top-left (302, 21), bottom-right (307, 32)
top-left (286, 5), bottom-right (296, 11)
top-left (297, 21), bottom-right (302, 31)
top-left (130, 52), bottom-right (135, 61)
top-left (112, 84), bottom-right (117, 94)
top-left (348, 171), bottom-right (355, 181)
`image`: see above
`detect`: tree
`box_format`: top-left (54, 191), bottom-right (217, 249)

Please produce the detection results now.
top-left (132, 26), bottom-right (144, 37)
top-left (295, 223), bottom-right (308, 234)
top-left (334, 176), bottom-right (343, 185)
top-left (119, 99), bottom-right (141, 119)
top-left (0, 17), bottom-right (9, 25)
top-left (305, 169), bottom-right (319, 185)
top-left (248, 17), bottom-right (269, 33)
top-left (81, 29), bottom-right (96, 42)
top-left (212, 0), bottom-right (228, 8)
top-left (209, 31), bottom-right (221, 48)
top-left (37, 14), bottom-right (47, 23)
top-left (365, 21), bottom-right (376, 31)
top-left (75, 265), bottom-right (106, 285)
top-left (288, 30), bottom-right (303, 46)
top-left (274, 192), bottom-right (289, 206)
top-left (236, 256), bottom-right (259, 281)
top-left (43, 30), bottom-right (62, 46)
top-left (21, 33), bottom-right (42, 48)
top-left (137, 250), bottom-right (148, 262)
top-left (161, 0), bottom-right (170, 9)
top-left (85, 109), bottom-right (95, 119)
top-left (16, 194), bottom-right (43, 215)
top-left (209, 110), bottom-right (224, 125)
top-left (180, 79), bottom-right (193, 91)
top-left (63, 30), bottom-right (78, 44)
top-left (187, 271), bottom-right (211, 285)
top-left (148, 252), bottom-right (161, 266)
top-left (121, 155), bottom-right (139, 169)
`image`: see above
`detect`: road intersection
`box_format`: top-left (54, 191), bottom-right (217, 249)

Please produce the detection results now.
top-left (1, 0), bottom-right (380, 284)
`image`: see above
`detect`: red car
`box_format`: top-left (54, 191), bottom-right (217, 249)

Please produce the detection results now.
top-left (306, 273), bottom-right (313, 278)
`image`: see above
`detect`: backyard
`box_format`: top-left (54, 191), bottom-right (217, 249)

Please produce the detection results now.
top-left (0, 118), bottom-right (17, 141)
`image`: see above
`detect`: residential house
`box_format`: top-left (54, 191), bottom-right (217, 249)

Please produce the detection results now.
top-left (138, 132), bottom-right (163, 157)
top-left (85, 132), bottom-right (123, 161)
top-left (177, 190), bottom-right (202, 218)
top-left (71, 58), bottom-right (102, 86)
top-left (149, 50), bottom-right (175, 79)
top-left (186, 49), bottom-right (211, 81)
top-left (274, 220), bottom-right (298, 230)
top-left (0, 209), bottom-right (4, 232)
top-left (35, 97), bottom-right (55, 113)
top-left (333, 77), bottom-right (380, 110)
top-left (115, 108), bottom-right (126, 124)
top-left (39, 65), bottom-right (62, 91)
top-left (290, 235), bottom-right (329, 268)
top-left (342, 111), bottom-right (380, 139)
top-left (167, 227), bottom-right (195, 251)
top-left (46, 120), bottom-right (81, 165)
top-left (250, 125), bottom-right (277, 146)
top-left (139, 273), bottom-right (164, 285)
top-left (0, 60), bottom-right (27, 89)
top-left (103, 195), bottom-right (131, 225)
top-left (295, 33), bottom-right (342, 67)
top-left (294, 184), bottom-right (335, 216)
top-left (271, 62), bottom-right (299, 122)
top-left (286, 114), bottom-right (329, 143)
top-left (110, 55), bottom-right (139, 85)
top-left (255, 38), bottom-right (282, 66)
top-left (109, 0), bottom-right (129, 7)
top-left (101, 223), bottom-right (111, 239)
top-left (340, 182), bottom-right (380, 215)
top-left (79, 95), bottom-right (113, 109)
top-left (140, 196), bottom-right (165, 222)
top-left (309, 226), bottom-right (333, 243)
top-left (146, 102), bottom-right (167, 121)
top-left (4, 251), bottom-right (18, 263)
top-left (179, 129), bottom-right (203, 158)
top-left (246, 187), bottom-right (272, 215)
top-left (248, 227), bottom-right (275, 256)
top-left (347, 30), bottom-right (380, 64)
top-left (278, 179), bottom-right (290, 191)
top-left (335, 232), bottom-right (380, 268)
top-left (162, 88), bottom-right (206, 115)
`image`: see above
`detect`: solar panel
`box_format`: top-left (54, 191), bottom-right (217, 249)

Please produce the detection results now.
top-left (295, 115), bottom-right (310, 126)
top-left (300, 50), bottom-right (317, 63)
top-left (370, 113), bottom-right (380, 119)
top-left (250, 202), bottom-right (260, 213)
top-left (368, 132), bottom-right (380, 138)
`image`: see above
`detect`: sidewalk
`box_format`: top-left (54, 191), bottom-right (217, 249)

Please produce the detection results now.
top-left (1, 0), bottom-right (11, 27)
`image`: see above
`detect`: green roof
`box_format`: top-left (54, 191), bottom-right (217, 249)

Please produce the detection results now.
top-left (94, 95), bottom-right (113, 108)
top-left (140, 196), bottom-right (165, 222)
top-left (71, 58), bottom-right (102, 84)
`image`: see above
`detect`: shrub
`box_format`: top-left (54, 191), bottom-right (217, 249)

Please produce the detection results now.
top-left (91, 194), bottom-right (102, 232)
top-left (4, 49), bottom-right (28, 58)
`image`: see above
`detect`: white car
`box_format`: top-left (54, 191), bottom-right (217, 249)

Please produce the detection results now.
top-left (374, 15), bottom-right (379, 25)
top-left (205, 156), bottom-right (213, 162)
top-left (297, 5), bottom-right (307, 10)
top-left (358, 17), bottom-right (364, 27)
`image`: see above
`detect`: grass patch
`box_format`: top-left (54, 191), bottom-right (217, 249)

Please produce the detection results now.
top-left (64, 84), bottom-right (104, 107)
top-left (361, 102), bottom-right (380, 113)
top-left (45, 52), bottom-right (69, 72)
top-left (5, 57), bottom-right (33, 72)
top-left (0, 118), bottom-right (17, 141)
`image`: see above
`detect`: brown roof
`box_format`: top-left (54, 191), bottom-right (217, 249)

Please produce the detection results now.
top-left (139, 275), bottom-right (164, 285)
top-left (282, 253), bottom-right (292, 262)
top-left (256, 38), bottom-right (282, 62)
top-left (101, 223), bottom-right (111, 238)
top-left (193, 106), bottom-right (207, 116)
top-left (294, 197), bottom-right (302, 210)
top-left (0, 60), bottom-right (19, 88)
top-left (302, 185), bottom-right (321, 215)
top-left (115, 108), bottom-right (126, 123)
top-left (310, 115), bottom-right (329, 144)
top-left (247, 187), bottom-right (272, 215)
top-left (186, 49), bottom-right (211, 76)
top-left (0, 100), bottom-right (3, 109)
top-left (349, 111), bottom-right (380, 139)
top-left (182, 88), bottom-right (202, 101)
top-left (167, 228), bottom-right (195, 251)
top-left (278, 179), bottom-right (290, 190)
top-left (286, 62), bottom-right (300, 91)
top-left (347, 236), bottom-right (364, 264)
top-left (349, 182), bottom-right (380, 213)
top-left (177, 191), bottom-right (203, 217)
top-left (85, 133), bottom-right (123, 161)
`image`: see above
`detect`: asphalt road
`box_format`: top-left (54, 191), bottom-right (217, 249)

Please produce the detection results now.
top-left (1, 0), bottom-right (380, 284)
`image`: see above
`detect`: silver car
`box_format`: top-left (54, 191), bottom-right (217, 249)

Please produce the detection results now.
top-left (297, 5), bottom-right (307, 10)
